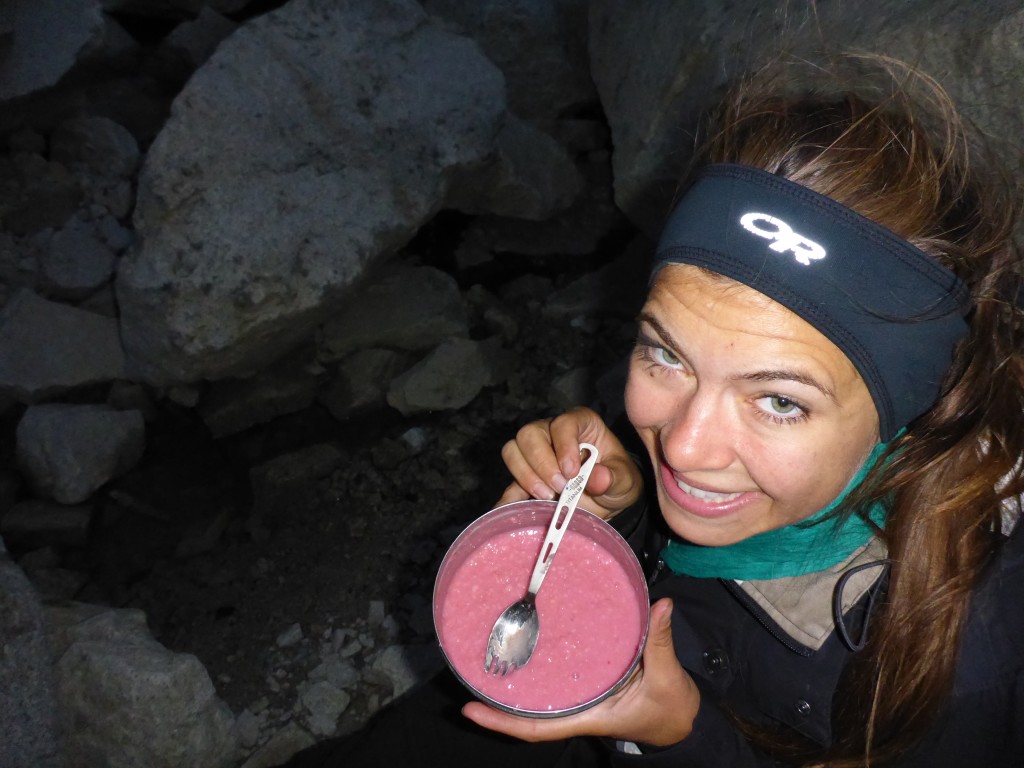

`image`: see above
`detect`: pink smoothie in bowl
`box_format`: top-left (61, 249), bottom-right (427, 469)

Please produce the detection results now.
top-left (433, 499), bottom-right (650, 717)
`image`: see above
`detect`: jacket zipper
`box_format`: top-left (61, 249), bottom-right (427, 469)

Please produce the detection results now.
top-left (721, 578), bottom-right (815, 657)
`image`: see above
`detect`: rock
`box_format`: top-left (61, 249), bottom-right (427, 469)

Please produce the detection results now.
top-left (154, 6), bottom-right (239, 83)
top-left (445, 113), bottom-right (584, 220)
top-left (249, 443), bottom-right (345, 523)
top-left (588, 0), bottom-right (1024, 236)
top-left (0, 538), bottom-right (62, 768)
top-left (318, 348), bottom-right (412, 420)
top-left (50, 116), bottom-right (141, 180)
top-left (117, 0), bottom-right (505, 384)
top-left (197, 349), bottom-right (325, 438)
top-left (0, 290), bottom-right (125, 402)
top-left (38, 214), bottom-right (119, 300)
top-left (0, 154), bottom-right (82, 236)
top-left (15, 404), bottom-right (145, 505)
top-left (369, 644), bottom-right (445, 701)
top-left (318, 265), bottom-right (469, 362)
top-left (0, 0), bottom-right (108, 101)
top-left (238, 721), bottom-right (315, 768)
top-left (308, 656), bottom-right (360, 690)
top-left (459, 153), bottom-right (626, 257)
top-left (52, 604), bottom-right (239, 768)
top-left (275, 623), bottom-right (304, 648)
top-left (0, 499), bottom-right (93, 550)
top-left (299, 680), bottom-right (351, 736)
top-left (386, 337), bottom-right (492, 415)
top-left (422, 0), bottom-right (596, 121)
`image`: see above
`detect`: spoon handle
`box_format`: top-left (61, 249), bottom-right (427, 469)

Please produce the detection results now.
top-left (526, 443), bottom-right (600, 596)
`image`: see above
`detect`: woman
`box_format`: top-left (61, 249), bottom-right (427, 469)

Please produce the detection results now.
top-left (286, 62), bottom-right (1024, 767)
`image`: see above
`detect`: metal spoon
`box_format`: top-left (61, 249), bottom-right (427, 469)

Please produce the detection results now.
top-left (483, 443), bottom-right (600, 675)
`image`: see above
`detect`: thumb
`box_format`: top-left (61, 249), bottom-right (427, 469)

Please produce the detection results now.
top-left (644, 597), bottom-right (676, 661)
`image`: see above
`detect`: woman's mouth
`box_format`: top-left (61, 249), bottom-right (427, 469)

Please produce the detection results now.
top-left (673, 476), bottom-right (742, 503)
top-left (659, 463), bottom-right (758, 518)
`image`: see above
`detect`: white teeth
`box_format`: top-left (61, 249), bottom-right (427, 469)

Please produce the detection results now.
top-left (674, 477), bottom-right (742, 503)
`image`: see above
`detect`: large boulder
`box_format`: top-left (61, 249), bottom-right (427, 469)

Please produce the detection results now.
top-left (0, 539), bottom-right (62, 768)
top-left (16, 404), bottom-right (145, 504)
top-left (49, 603), bottom-right (239, 768)
top-left (0, 290), bottom-right (126, 403)
top-left (117, 0), bottom-right (506, 384)
top-left (588, 0), bottom-right (1024, 237)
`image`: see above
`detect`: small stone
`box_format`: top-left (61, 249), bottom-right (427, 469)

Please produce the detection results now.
top-left (276, 623), bottom-right (304, 648)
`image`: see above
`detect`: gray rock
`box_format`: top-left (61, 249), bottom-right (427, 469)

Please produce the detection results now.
top-left (319, 266), bottom-right (469, 362)
top-left (0, 0), bottom-right (107, 101)
top-left (308, 655), bottom-right (360, 690)
top-left (197, 349), bottom-right (325, 437)
top-left (276, 623), bottom-right (304, 648)
top-left (423, 0), bottom-right (596, 120)
top-left (589, 0), bottom-right (1024, 236)
top-left (318, 348), bottom-right (412, 419)
top-left (50, 116), bottom-right (141, 180)
top-left (0, 539), bottom-right (62, 768)
top-left (386, 337), bottom-right (491, 415)
top-left (0, 290), bottom-right (125, 402)
top-left (155, 6), bottom-right (239, 82)
top-left (249, 443), bottom-right (345, 523)
top-left (15, 404), bottom-right (145, 504)
top-left (54, 605), bottom-right (239, 768)
top-left (0, 154), bottom-right (82, 236)
top-left (370, 644), bottom-right (445, 701)
top-left (446, 113), bottom-right (584, 220)
top-left (38, 215), bottom-right (118, 300)
top-left (300, 680), bottom-right (351, 736)
top-left (117, 0), bottom-right (505, 384)
top-left (238, 721), bottom-right (315, 768)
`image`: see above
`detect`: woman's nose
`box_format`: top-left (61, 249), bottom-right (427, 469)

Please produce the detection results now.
top-left (659, 391), bottom-right (736, 471)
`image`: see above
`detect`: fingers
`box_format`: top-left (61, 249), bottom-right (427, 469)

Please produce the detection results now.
top-left (499, 407), bottom-right (644, 518)
top-left (500, 424), bottom-right (565, 501)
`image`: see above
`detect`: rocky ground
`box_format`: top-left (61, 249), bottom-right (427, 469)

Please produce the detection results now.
top-left (18, 217), bottom-right (648, 763)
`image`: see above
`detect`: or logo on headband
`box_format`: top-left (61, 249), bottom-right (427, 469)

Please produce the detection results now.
top-left (740, 212), bottom-right (826, 266)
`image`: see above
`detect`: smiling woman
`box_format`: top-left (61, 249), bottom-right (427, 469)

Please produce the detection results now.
top-left (279, 57), bottom-right (1024, 768)
top-left (626, 265), bottom-right (880, 548)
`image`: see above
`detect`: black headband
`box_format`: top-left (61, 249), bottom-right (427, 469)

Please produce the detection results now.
top-left (652, 164), bottom-right (971, 440)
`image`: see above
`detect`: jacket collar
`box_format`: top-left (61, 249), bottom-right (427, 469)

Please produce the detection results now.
top-left (732, 537), bottom-right (889, 651)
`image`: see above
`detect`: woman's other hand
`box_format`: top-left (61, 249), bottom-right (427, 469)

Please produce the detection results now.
top-left (462, 598), bottom-right (698, 748)
top-left (496, 407), bottom-right (644, 520)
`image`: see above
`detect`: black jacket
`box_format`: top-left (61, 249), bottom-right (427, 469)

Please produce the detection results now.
top-left (608, 503), bottom-right (1024, 767)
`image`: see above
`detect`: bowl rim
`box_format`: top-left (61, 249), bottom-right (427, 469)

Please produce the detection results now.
top-left (432, 498), bottom-right (650, 718)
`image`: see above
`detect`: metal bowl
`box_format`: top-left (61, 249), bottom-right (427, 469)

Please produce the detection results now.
top-left (433, 499), bottom-right (649, 717)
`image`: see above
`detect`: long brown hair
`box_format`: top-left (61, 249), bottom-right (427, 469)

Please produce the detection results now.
top-left (701, 56), bottom-right (1024, 765)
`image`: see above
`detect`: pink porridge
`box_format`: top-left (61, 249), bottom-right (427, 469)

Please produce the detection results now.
top-left (437, 524), bottom-right (646, 713)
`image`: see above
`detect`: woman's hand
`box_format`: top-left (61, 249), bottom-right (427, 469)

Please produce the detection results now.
top-left (462, 598), bottom-right (699, 747)
top-left (496, 407), bottom-right (643, 520)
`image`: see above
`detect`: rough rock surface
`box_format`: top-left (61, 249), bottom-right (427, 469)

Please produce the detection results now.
top-left (588, 0), bottom-right (1024, 236)
top-left (118, 0), bottom-right (506, 384)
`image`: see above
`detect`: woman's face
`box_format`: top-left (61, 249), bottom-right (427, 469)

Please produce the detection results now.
top-left (625, 265), bottom-right (881, 547)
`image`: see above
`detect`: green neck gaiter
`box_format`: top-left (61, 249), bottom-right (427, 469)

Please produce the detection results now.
top-left (661, 436), bottom-right (895, 581)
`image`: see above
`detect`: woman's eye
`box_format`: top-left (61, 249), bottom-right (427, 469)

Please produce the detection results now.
top-left (754, 395), bottom-right (807, 423)
top-left (653, 346), bottom-right (682, 367)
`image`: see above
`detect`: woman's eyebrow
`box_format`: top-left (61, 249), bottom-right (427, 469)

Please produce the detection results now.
top-left (637, 312), bottom-right (683, 351)
top-left (735, 370), bottom-right (838, 404)
top-left (639, 311), bottom-right (839, 403)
